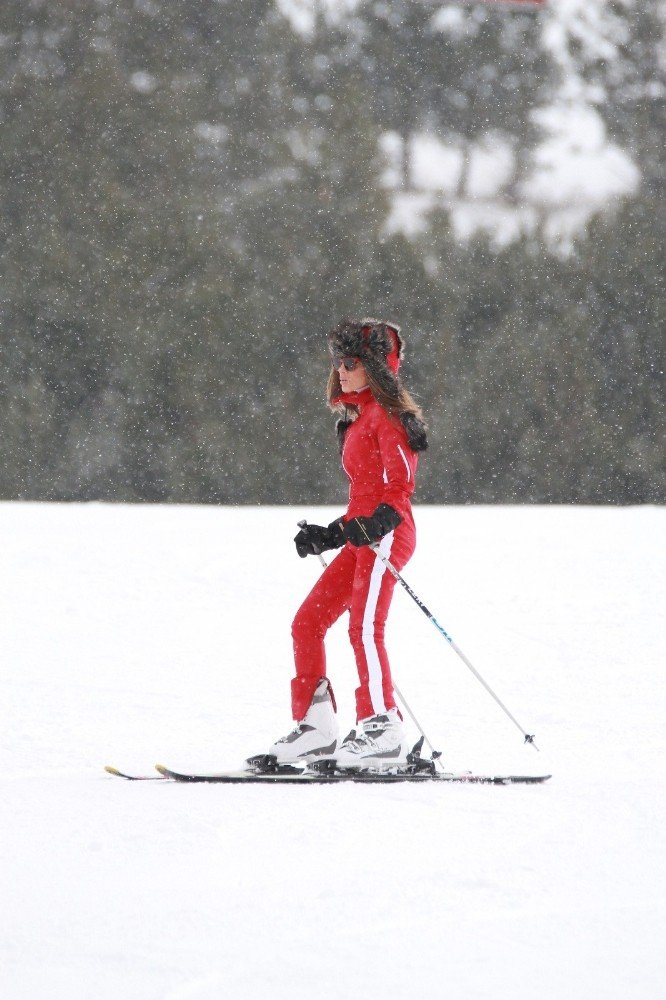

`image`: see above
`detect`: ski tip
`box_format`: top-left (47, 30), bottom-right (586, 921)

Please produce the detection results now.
top-left (104, 765), bottom-right (122, 776)
top-left (154, 764), bottom-right (169, 776)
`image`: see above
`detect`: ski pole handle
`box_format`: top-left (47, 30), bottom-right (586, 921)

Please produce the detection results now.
top-left (296, 520), bottom-right (327, 567)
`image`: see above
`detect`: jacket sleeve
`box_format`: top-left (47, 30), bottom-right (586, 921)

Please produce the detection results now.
top-left (375, 411), bottom-right (417, 515)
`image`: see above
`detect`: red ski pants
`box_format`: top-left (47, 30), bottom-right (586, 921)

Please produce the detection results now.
top-left (291, 526), bottom-right (415, 722)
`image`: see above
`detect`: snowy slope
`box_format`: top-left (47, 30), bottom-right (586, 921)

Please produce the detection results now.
top-left (1, 503), bottom-right (664, 1000)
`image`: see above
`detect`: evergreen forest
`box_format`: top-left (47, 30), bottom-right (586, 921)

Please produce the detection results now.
top-left (1, 0), bottom-right (663, 504)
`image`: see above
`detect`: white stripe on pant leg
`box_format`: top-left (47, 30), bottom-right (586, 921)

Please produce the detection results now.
top-left (361, 531), bottom-right (394, 716)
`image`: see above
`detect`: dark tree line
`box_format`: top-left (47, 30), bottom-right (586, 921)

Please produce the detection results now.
top-left (0, 0), bottom-right (663, 504)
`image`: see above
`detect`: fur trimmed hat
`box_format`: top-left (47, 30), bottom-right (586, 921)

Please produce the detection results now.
top-left (328, 318), bottom-right (403, 393)
top-left (328, 317), bottom-right (428, 453)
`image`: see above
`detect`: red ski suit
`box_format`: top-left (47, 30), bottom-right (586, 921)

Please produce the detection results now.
top-left (292, 387), bottom-right (418, 722)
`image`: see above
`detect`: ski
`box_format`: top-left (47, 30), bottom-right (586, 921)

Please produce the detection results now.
top-left (104, 760), bottom-right (550, 785)
top-left (104, 765), bottom-right (168, 781)
top-left (152, 763), bottom-right (551, 785)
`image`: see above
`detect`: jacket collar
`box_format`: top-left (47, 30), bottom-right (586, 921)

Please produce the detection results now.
top-left (333, 386), bottom-right (374, 412)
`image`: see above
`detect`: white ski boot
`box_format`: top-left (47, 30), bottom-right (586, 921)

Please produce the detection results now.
top-left (334, 708), bottom-right (408, 770)
top-left (267, 678), bottom-right (338, 764)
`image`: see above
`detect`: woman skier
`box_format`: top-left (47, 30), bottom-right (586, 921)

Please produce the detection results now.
top-left (268, 318), bottom-right (428, 769)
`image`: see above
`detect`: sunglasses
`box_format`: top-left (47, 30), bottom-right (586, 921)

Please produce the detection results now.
top-left (331, 354), bottom-right (361, 372)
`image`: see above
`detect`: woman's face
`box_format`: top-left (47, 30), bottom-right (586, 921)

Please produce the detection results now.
top-left (336, 358), bottom-right (368, 393)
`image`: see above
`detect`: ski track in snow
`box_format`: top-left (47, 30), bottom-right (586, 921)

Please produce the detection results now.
top-left (0, 503), bottom-right (664, 1000)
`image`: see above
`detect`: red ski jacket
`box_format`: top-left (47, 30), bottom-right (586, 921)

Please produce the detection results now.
top-left (335, 387), bottom-right (418, 528)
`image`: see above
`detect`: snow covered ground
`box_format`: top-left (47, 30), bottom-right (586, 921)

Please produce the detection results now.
top-left (1, 502), bottom-right (664, 1000)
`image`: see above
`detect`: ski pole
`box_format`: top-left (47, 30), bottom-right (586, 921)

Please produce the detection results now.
top-left (391, 680), bottom-right (444, 768)
top-left (350, 520), bottom-right (539, 751)
top-left (296, 519), bottom-right (444, 767)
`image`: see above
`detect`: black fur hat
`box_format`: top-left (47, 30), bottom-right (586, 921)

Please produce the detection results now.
top-left (328, 317), bottom-right (403, 393)
top-left (328, 317), bottom-right (427, 452)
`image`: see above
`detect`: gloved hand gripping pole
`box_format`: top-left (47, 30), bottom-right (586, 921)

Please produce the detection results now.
top-left (296, 520), bottom-right (327, 567)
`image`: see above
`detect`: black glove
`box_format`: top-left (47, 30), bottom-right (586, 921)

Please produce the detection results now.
top-left (294, 519), bottom-right (345, 558)
top-left (343, 504), bottom-right (403, 547)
